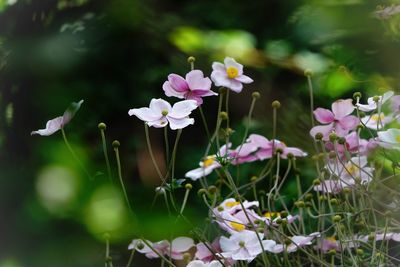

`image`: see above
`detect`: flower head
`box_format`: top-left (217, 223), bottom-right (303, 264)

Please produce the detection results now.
top-left (163, 70), bottom-right (217, 105)
top-left (211, 57), bottom-right (253, 93)
top-left (377, 128), bottom-right (400, 150)
top-left (129, 98), bottom-right (197, 130)
top-left (187, 260), bottom-right (223, 267)
top-left (31, 100), bottom-right (84, 136)
top-left (356, 91), bottom-right (393, 112)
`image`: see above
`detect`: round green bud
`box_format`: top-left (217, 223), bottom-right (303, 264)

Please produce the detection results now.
top-left (208, 185), bottom-right (217, 194)
top-left (319, 195), bottom-right (327, 202)
top-left (250, 176), bottom-right (258, 183)
top-left (259, 190), bottom-right (266, 196)
top-left (275, 148), bottom-right (283, 154)
top-left (226, 128), bottom-right (234, 136)
top-left (343, 187), bottom-right (351, 194)
top-left (328, 249), bottom-right (336, 256)
top-left (187, 56), bottom-right (196, 63)
top-left (311, 155), bottom-right (319, 161)
top-left (330, 198), bottom-right (339, 206)
top-left (305, 201), bottom-right (312, 207)
top-left (287, 153), bottom-right (294, 159)
top-left (318, 153), bottom-right (325, 160)
top-left (338, 137), bottom-right (346, 145)
top-left (275, 218), bottom-right (283, 224)
top-left (295, 201), bottom-right (305, 208)
top-left (329, 132), bottom-right (338, 142)
top-left (304, 69), bottom-right (313, 77)
top-left (313, 179), bottom-right (321, 186)
top-left (197, 188), bottom-right (207, 197)
top-left (252, 91), bottom-right (261, 99)
top-left (305, 193), bottom-right (313, 201)
top-left (271, 100), bottom-right (281, 109)
top-left (356, 249), bottom-right (364, 256)
top-left (185, 183), bottom-right (193, 190)
top-left (281, 219), bottom-right (288, 226)
top-left (98, 122), bottom-right (107, 130)
top-left (328, 151), bottom-right (337, 159)
top-left (314, 132), bottom-right (323, 140)
top-left (112, 140), bottom-right (120, 148)
top-left (376, 252), bottom-right (384, 259)
top-left (356, 124), bottom-right (364, 131)
top-left (373, 95), bottom-right (380, 102)
top-left (280, 211), bottom-right (288, 218)
top-left (284, 239), bottom-right (292, 246)
top-left (219, 111), bottom-right (228, 120)
top-left (333, 215), bottom-right (342, 223)
top-left (136, 242), bottom-right (145, 250)
top-left (368, 232), bottom-right (375, 241)
top-left (353, 92), bottom-right (362, 100)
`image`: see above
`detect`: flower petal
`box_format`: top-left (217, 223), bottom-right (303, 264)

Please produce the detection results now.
top-left (332, 99), bottom-right (354, 119)
top-left (313, 108), bottom-right (334, 124)
top-left (169, 100), bottom-right (197, 119)
top-left (62, 99), bottom-right (84, 125)
top-left (171, 237), bottom-right (194, 253)
top-left (235, 74), bottom-right (253, 84)
top-left (167, 117), bottom-right (194, 130)
top-left (163, 81), bottom-right (185, 99)
top-left (168, 74), bottom-right (189, 92)
top-left (309, 123), bottom-right (334, 140)
top-left (337, 115), bottom-right (359, 131)
top-left (128, 107), bottom-right (162, 122)
top-left (224, 57), bottom-right (243, 75)
top-left (31, 116), bottom-right (63, 136)
top-left (212, 62), bottom-right (226, 72)
top-left (186, 70), bottom-right (212, 91)
top-left (149, 98), bottom-right (172, 114)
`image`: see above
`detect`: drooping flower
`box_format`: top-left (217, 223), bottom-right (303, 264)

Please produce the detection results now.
top-left (187, 260), bottom-right (223, 267)
top-left (214, 198), bottom-right (259, 216)
top-left (163, 70), bottom-right (217, 105)
top-left (356, 91), bottom-right (393, 112)
top-left (211, 57), bottom-right (253, 93)
top-left (310, 99), bottom-right (359, 140)
top-left (31, 100), bottom-right (84, 136)
top-left (128, 98), bottom-right (197, 130)
top-left (377, 128), bottom-right (400, 150)
top-left (219, 230), bottom-right (276, 262)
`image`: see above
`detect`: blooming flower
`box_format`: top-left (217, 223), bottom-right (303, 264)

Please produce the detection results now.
top-left (128, 98), bottom-right (197, 130)
top-left (324, 132), bottom-right (370, 157)
top-left (31, 100), bottom-right (84, 136)
top-left (170, 237), bottom-right (195, 260)
top-left (269, 233), bottom-right (320, 253)
top-left (377, 128), bottom-right (400, 150)
top-left (211, 57), bottom-right (253, 93)
top-left (219, 230), bottom-right (276, 262)
top-left (361, 112), bottom-right (393, 130)
top-left (315, 236), bottom-right (340, 252)
top-left (310, 99), bottom-right (359, 140)
top-left (187, 260), bottom-right (223, 267)
top-left (163, 70), bottom-right (217, 105)
top-left (356, 91), bottom-right (393, 112)
top-left (195, 238), bottom-right (222, 263)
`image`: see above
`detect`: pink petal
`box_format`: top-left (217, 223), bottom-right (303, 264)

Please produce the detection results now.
top-left (255, 148), bottom-right (273, 160)
top-left (235, 74), bottom-right (253, 84)
top-left (167, 117), bottom-right (194, 130)
top-left (163, 81), bottom-right (185, 99)
top-left (337, 115), bottom-right (359, 131)
top-left (282, 147), bottom-right (307, 158)
top-left (168, 74), bottom-right (189, 92)
top-left (313, 108), bottom-right (334, 124)
top-left (186, 70), bottom-right (212, 90)
top-left (31, 116), bottom-right (63, 136)
top-left (171, 237), bottom-right (195, 253)
top-left (332, 99), bottom-right (354, 119)
top-left (247, 134), bottom-right (271, 148)
top-left (128, 107), bottom-right (162, 122)
top-left (224, 57), bottom-right (243, 75)
top-left (62, 99), bottom-right (84, 125)
top-left (169, 100), bottom-right (197, 119)
top-left (309, 123), bottom-right (334, 140)
top-left (149, 99), bottom-right (172, 114)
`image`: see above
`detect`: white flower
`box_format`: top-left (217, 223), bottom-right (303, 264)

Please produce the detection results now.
top-left (211, 57), bottom-right (253, 93)
top-left (377, 128), bottom-right (400, 150)
top-left (186, 260), bottom-right (223, 267)
top-left (356, 91), bottom-right (393, 112)
top-left (129, 98), bottom-right (197, 130)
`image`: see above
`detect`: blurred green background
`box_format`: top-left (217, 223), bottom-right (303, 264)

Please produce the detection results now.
top-left (1, 0), bottom-right (400, 266)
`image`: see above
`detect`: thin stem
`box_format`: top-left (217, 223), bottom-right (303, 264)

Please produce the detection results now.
top-left (180, 188), bottom-right (191, 214)
top-left (144, 123), bottom-right (165, 182)
top-left (199, 106), bottom-right (211, 140)
top-left (164, 127), bottom-right (170, 166)
top-left (114, 145), bottom-right (133, 213)
top-left (126, 248), bottom-right (135, 267)
top-left (100, 128), bottom-right (113, 183)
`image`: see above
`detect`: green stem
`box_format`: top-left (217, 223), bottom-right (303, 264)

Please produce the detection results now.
top-left (100, 128), bottom-right (113, 183)
top-left (114, 145), bottom-right (133, 213)
top-left (144, 124), bottom-right (165, 182)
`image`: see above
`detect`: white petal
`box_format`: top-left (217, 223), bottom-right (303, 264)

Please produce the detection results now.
top-left (235, 75), bottom-right (253, 84)
top-left (224, 57), bottom-right (243, 75)
top-left (167, 117), bottom-right (194, 130)
top-left (149, 98), bottom-right (172, 114)
top-left (31, 116), bottom-right (63, 136)
top-left (187, 261), bottom-right (207, 267)
top-left (169, 100), bottom-right (197, 119)
top-left (212, 62), bottom-right (226, 72)
top-left (171, 237), bottom-right (194, 253)
top-left (220, 236), bottom-right (239, 252)
top-left (128, 107), bottom-right (162, 122)
top-left (147, 117), bottom-right (168, 128)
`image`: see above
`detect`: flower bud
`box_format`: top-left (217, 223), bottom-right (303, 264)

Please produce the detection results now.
top-left (353, 92), bottom-right (362, 100)
top-left (356, 249), bottom-right (364, 256)
top-left (330, 198), bottom-right (339, 206)
top-left (368, 232), bottom-right (375, 241)
top-left (98, 122), bottom-right (107, 130)
top-left (275, 148), bottom-right (283, 154)
top-left (187, 56), bottom-right (196, 63)
top-left (295, 201), bottom-right (305, 208)
top-left (250, 176), bottom-right (258, 183)
top-left (328, 249), bottom-right (336, 256)
top-left (219, 111), bottom-right (228, 120)
top-left (185, 183), bottom-right (193, 190)
top-left (319, 195), bottom-right (327, 202)
top-left (329, 132), bottom-right (338, 142)
top-left (333, 215), bottom-right (342, 223)
top-left (287, 153), bottom-right (294, 159)
top-left (183, 252), bottom-right (192, 263)
top-left (314, 132), bottom-right (323, 140)
top-left (208, 185), bottom-right (217, 194)
top-left (338, 137), bottom-right (346, 145)
top-left (343, 187), bottom-right (351, 194)
top-left (304, 69), bottom-right (313, 77)
top-left (275, 218), bottom-right (283, 224)
top-left (112, 140), bottom-right (120, 148)
top-left (197, 188), bottom-right (207, 197)
top-left (356, 124), bottom-right (364, 130)
top-left (313, 179), bottom-right (321, 186)
top-left (305, 201), bottom-right (312, 207)
top-left (305, 193), bottom-right (313, 201)
top-left (252, 91), bottom-right (261, 99)
top-left (328, 151), bottom-right (337, 159)
top-left (271, 100), bottom-right (281, 109)
top-left (136, 242), bottom-right (145, 250)
top-left (373, 95), bottom-right (380, 102)
top-left (280, 211), bottom-right (288, 218)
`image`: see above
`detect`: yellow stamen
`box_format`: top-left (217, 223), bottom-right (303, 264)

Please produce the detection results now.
top-left (202, 156), bottom-right (215, 167)
top-left (230, 222), bottom-right (245, 231)
top-left (264, 212), bottom-right (280, 219)
top-left (396, 135), bottom-right (400, 143)
top-left (326, 236), bottom-right (336, 242)
top-left (371, 114), bottom-right (384, 122)
top-left (226, 66), bottom-right (239, 79)
top-left (225, 201), bottom-right (240, 208)
top-left (345, 163), bottom-right (358, 176)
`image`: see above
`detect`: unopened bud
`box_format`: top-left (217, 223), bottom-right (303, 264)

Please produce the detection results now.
top-left (333, 215), bottom-right (341, 223)
top-left (304, 69), bottom-right (313, 77)
top-left (313, 179), bottom-right (321, 186)
top-left (373, 95), bottom-right (380, 102)
top-left (183, 252), bottom-right (192, 263)
top-left (330, 198), bottom-right (339, 206)
top-left (187, 56), bottom-right (196, 63)
top-left (136, 242), bottom-right (145, 250)
top-left (319, 195), bottom-right (327, 201)
top-left (271, 100), bottom-right (281, 109)
top-left (353, 92), bottom-right (362, 100)
top-left (343, 187), bottom-right (351, 194)
top-left (305, 193), bottom-right (313, 201)
top-left (328, 249), bottom-right (336, 256)
top-left (208, 185), bottom-right (217, 194)
top-left (219, 112), bottom-right (228, 120)
top-left (280, 211), bottom-right (288, 218)
top-left (112, 140), bottom-right (120, 148)
top-left (315, 132), bottom-right (323, 140)
top-left (252, 91), bottom-right (261, 99)
top-left (328, 151), bottom-right (337, 159)
top-left (356, 249), bottom-right (364, 256)
top-left (338, 137), bottom-right (346, 145)
top-left (185, 183), bottom-right (193, 190)
top-left (250, 176), bottom-right (258, 183)
top-left (295, 201), bottom-right (305, 208)
top-left (329, 133), bottom-right (338, 142)
top-left (197, 188), bottom-right (207, 197)
top-left (98, 122), bottom-right (107, 130)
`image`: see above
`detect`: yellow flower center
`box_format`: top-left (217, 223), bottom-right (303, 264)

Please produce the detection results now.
top-left (226, 66), bottom-right (239, 79)
top-left (345, 163), bottom-right (358, 176)
top-left (264, 212), bottom-right (280, 219)
top-left (230, 222), bottom-right (245, 231)
top-left (371, 114), bottom-right (384, 122)
top-left (161, 109), bottom-right (169, 116)
top-left (396, 135), bottom-right (400, 143)
top-left (225, 201), bottom-right (240, 208)
top-left (326, 236), bottom-right (336, 242)
top-left (202, 156), bottom-right (215, 167)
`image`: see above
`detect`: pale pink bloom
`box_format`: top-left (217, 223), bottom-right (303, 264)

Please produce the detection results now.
top-left (187, 260), bottom-right (223, 267)
top-left (185, 144), bottom-right (232, 180)
top-left (361, 112), bottom-right (393, 130)
top-left (315, 237), bottom-right (340, 252)
top-left (261, 211), bottom-right (298, 226)
top-left (270, 233), bottom-right (320, 254)
top-left (314, 179), bottom-right (346, 194)
top-left (128, 98), bottom-right (197, 130)
top-left (163, 70), bottom-right (217, 105)
top-left (128, 239), bottom-right (169, 259)
top-left (219, 230), bottom-right (276, 262)
top-left (31, 100), bottom-right (84, 136)
top-left (310, 99), bottom-right (359, 140)
top-left (390, 95), bottom-right (400, 118)
top-left (377, 128), bottom-right (400, 150)
top-left (195, 238), bottom-right (221, 262)
top-left (211, 57), bottom-right (253, 93)
top-left (215, 209), bottom-right (263, 234)
top-left (214, 198), bottom-right (259, 216)
top-left (356, 91), bottom-right (393, 112)
top-left (273, 140), bottom-right (308, 159)
top-left (170, 237), bottom-right (195, 260)
top-left (358, 232), bottom-right (400, 243)
top-left (324, 132), bottom-right (370, 157)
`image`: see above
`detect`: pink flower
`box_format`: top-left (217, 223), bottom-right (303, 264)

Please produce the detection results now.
top-left (195, 238), bottom-right (222, 263)
top-left (163, 70), bottom-right (217, 105)
top-left (324, 132), bottom-right (370, 158)
top-left (170, 237), bottom-right (195, 260)
top-left (128, 98), bottom-right (197, 130)
top-left (310, 99), bottom-right (359, 140)
top-left (219, 230), bottom-right (276, 262)
top-left (270, 233), bottom-right (320, 253)
top-left (211, 57), bottom-right (253, 93)
top-left (31, 100), bottom-right (84, 136)
top-left (315, 237), bottom-right (340, 252)
top-left (187, 260), bottom-right (223, 267)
